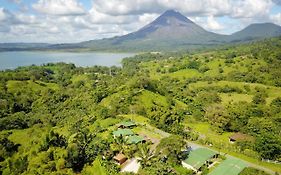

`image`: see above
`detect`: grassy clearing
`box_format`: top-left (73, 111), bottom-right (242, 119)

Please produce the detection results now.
top-left (7, 80), bottom-right (59, 94)
top-left (189, 81), bottom-right (281, 104)
top-left (137, 90), bottom-right (168, 109)
top-left (121, 114), bottom-right (149, 124)
top-left (71, 74), bottom-right (92, 88)
top-left (122, 114), bottom-right (164, 140)
top-left (219, 93), bottom-right (253, 104)
top-left (168, 69), bottom-right (201, 79)
top-left (132, 126), bottom-right (163, 140)
top-left (7, 125), bottom-right (49, 153)
top-left (137, 90), bottom-right (188, 110)
top-left (185, 121), bottom-right (234, 143)
top-left (100, 90), bottom-right (128, 107)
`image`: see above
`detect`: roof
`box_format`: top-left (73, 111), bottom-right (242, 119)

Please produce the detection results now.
top-left (118, 121), bottom-right (136, 127)
top-left (113, 153), bottom-right (127, 161)
top-left (208, 158), bottom-right (247, 175)
top-left (113, 129), bottom-right (134, 137)
top-left (183, 148), bottom-right (217, 170)
top-left (229, 133), bottom-right (254, 142)
top-left (127, 135), bottom-right (145, 144)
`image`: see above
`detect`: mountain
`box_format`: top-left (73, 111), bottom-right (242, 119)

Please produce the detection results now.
top-left (112, 10), bottom-right (223, 42)
top-left (1, 10), bottom-right (281, 51)
top-left (79, 10), bottom-right (226, 51)
top-left (0, 43), bottom-right (50, 51)
top-left (228, 23), bottom-right (281, 42)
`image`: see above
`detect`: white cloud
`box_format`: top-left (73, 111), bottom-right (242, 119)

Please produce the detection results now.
top-left (231, 0), bottom-right (273, 18)
top-left (93, 0), bottom-right (273, 18)
top-left (205, 16), bottom-right (225, 31)
top-left (0, 8), bottom-right (6, 21)
top-left (270, 13), bottom-right (281, 25)
top-left (138, 13), bottom-right (159, 25)
top-left (94, 0), bottom-right (162, 16)
top-left (0, 0), bottom-right (279, 43)
top-left (32, 0), bottom-right (86, 16)
top-left (88, 7), bottom-right (137, 24)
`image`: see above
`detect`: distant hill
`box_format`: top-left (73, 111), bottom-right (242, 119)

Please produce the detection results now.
top-left (1, 10), bottom-right (281, 52)
top-left (0, 43), bottom-right (50, 51)
top-left (228, 23), bottom-right (281, 42)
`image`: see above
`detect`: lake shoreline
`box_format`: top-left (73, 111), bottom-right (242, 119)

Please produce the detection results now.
top-left (0, 51), bottom-right (136, 71)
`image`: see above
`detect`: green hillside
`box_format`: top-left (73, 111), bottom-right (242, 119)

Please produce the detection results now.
top-left (0, 37), bottom-right (281, 174)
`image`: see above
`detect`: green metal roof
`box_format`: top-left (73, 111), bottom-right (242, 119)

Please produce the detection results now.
top-left (183, 148), bottom-right (217, 170)
top-left (118, 121), bottom-right (136, 127)
top-left (127, 135), bottom-right (145, 144)
top-left (113, 129), bottom-right (134, 137)
top-left (208, 158), bottom-right (247, 175)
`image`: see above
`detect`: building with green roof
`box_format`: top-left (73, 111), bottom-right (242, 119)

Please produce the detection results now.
top-left (118, 121), bottom-right (136, 128)
top-left (127, 135), bottom-right (145, 144)
top-left (208, 158), bottom-right (247, 175)
top-left (182, 148), bottom-right (217, 172)
top-left (113, 129), bottom-right (134, 137)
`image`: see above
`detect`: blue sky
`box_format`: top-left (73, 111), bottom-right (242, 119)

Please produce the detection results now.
top-left (0, 0), bottom-right (281, 43)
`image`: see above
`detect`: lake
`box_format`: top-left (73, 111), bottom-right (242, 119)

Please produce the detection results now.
top-left (0, 51), bottom-right (135, 70)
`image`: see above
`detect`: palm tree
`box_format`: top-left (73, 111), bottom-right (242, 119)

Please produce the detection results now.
top-left (112, 136), bottom-right (126, 153)
top-left (137, 143), bottom-right (155, 167)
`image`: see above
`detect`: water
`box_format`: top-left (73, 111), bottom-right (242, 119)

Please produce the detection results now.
top-left (0, 51), bottom-right (135, 70)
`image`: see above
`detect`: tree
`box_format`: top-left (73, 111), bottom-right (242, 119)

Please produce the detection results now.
top-left (187, 61), bottom-right (200, 70)
top-left (156, 135), bottom-right (187, 164)
top-left (0, 134), bottom-right (20, 159)
top-left (3, 155), bottom-right (29, 175)
top-left (110, 135), bottom-right (126, 153)
top-left (196, 92), bottom-right (221, 106)
top-left (205, 104), bottom-right (230, 133)
top-left (255, 133), bottom-right (281, 161)
top-left (65, 129), bottom-right (107, 172)
top-left (252, 93), bottom-right (266, 105)
top-left (247, 117), bottom-right (277, 135)
top-left (137, 143), bottom-right (155, 167)
top-left (40, 130), bottom-right (67, 151)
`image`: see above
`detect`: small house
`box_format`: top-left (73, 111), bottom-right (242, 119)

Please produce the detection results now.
top-left (117, 121), bottom-right (136, 128)
top-left (182, 148), bottom-right (217, 172)
top-left (113, 153), bottom-right (127, 165)
top-left (113, 129), bottom-right (134, 138)
top-left (229, 133), bottom-right (254, 143)
top-left (127, 135), bottom-right (145, 144)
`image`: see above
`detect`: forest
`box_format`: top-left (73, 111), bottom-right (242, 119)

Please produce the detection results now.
top-left (0, 37), bottom-right (281, 175)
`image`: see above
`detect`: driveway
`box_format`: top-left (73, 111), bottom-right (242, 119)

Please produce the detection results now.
top-left (121, 158), bottom-right (141, 174)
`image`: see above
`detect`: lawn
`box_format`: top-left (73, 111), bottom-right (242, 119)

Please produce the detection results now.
top-left (7, 80), bottom-right (59, 94)
top-left (137, 90), bottom-right (169, 109)
top-left (219, 93), bottom-right (253, 104)
top-left (122, 114), bottom-right (149, 124)
top-left (167, 69), bottom-right (202, 79)
top-left (185, 121), bottom-right (234, 143)
top-left (189, 81), bottom-right (281, 104)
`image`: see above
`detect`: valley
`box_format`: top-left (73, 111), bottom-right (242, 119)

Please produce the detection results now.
top-left (0, 37), bottom-right (281, 174)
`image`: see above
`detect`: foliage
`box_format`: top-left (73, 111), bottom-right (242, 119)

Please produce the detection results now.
top-left (1, 37), bottom-right (281, 174)
top-left (156, 135), bottom-right (187, 164)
